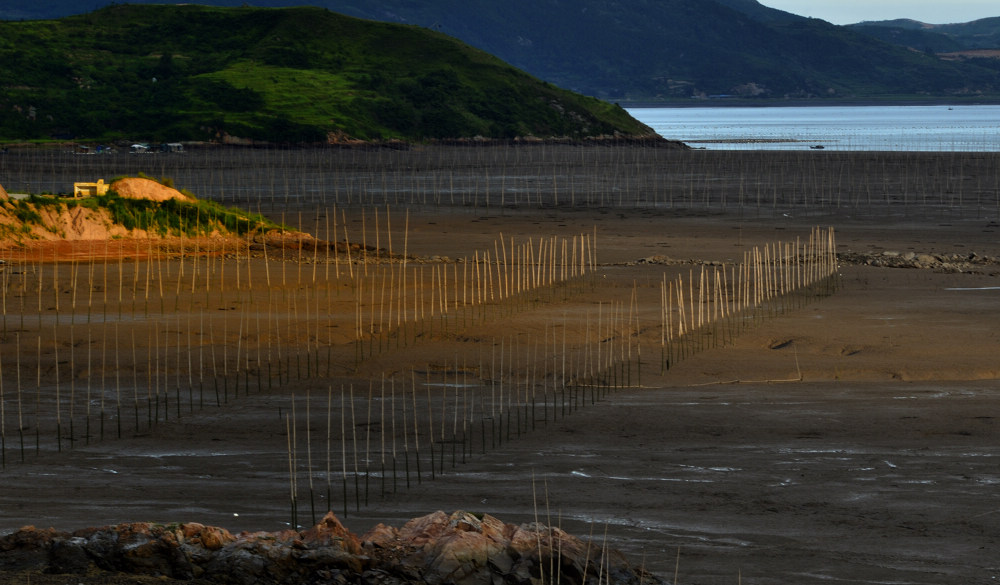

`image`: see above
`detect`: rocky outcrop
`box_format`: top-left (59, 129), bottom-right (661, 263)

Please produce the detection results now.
top-left (0, 510), bottom-right (662, 585)
top-left (631, 250), bottom-right (1000, 274)
top-left (839, 250), bottom-right (1000, 274)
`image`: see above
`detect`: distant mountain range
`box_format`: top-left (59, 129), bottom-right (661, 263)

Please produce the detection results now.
top-left (848, 18), bottom-right (1000, 55)
top-left (3, 0), bottom-right (1000, 102)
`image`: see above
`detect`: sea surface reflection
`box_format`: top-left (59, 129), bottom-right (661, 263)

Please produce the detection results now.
top-left (628, 104), bottom-right (1000, 151)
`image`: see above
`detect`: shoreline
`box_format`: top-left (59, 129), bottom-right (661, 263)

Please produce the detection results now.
top-left (621, 97), bottom-right (1000, 108)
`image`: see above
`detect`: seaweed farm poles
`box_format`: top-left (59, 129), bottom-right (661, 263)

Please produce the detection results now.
top-left (659, 227), bottom-right (838, 371)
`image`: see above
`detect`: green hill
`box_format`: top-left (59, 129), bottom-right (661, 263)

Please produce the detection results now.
top-left (0, 4), bottom-right (655, 143)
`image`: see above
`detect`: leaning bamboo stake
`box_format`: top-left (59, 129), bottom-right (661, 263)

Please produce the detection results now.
top-left (52, 324), bottom-right (63, 452)
top-left (306, 390), bottom-right (316, 525)
top-left (69, 319), bottom-right (77, 447)
top-left (364, 380), bottom-right (372, 506)
top-left (688, 269), bottom-right (696, 348)
top-left (401, 375), bottom-right (411, 489)
top-left (427, 370), bottom-right (436, 480)
top-left (342, 386), bottom-right (349, 516)
top-left (379, 375), bottom-right (386, 497)
top-left (314, 215), bottom-right (322, 284)
top-left (461, 359), bottom-right (470, 461)
top-left (591, 225), bottom-right (597, 276)
top-left (659, 276), bottom-right (666, 372)
top-left (571, 235), bottom-right (578, 279)
top-left (349, 384), bottom-right (360, 512)
top-left (35, 334), bottom-right (41, 453)
top-left (379, 266), bottom-right (388, 352)
top-left (474, 251), bottom-right (481, 306)
top-left (332, 206), bottom-right (340, 279)
top-left (325, 385), bottom-right (333, 516)
top-left (16, 332), bottom-right (23, 462)
top-left (499, 234), bottom-right (509, 300)
top-left (402, 210), bottom-right (409, 330)
top-left (390, 377), bottom-right (398, 493)
top-left (412, 370), bottom-right (422, 484)
top-left (286, 412), bottom-right (297, 529)
top-left (0, 348), bottom-right (4, 469)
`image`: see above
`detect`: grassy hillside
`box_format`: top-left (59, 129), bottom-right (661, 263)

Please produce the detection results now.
top-left (0, 5), bottom-right (654, 143)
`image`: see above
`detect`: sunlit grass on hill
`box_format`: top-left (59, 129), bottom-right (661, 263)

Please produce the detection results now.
top-left (2, 182), bottom-right (287, 240)
top-left (0, 4), bottom-right (655, 143)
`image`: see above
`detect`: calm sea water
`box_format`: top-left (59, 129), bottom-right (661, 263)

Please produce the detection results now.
top-left (627, 105), bottom-right (1000, 151)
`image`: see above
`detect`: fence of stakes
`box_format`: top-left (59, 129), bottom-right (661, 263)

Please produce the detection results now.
top-left (0, 188), bottom-right (838, 528)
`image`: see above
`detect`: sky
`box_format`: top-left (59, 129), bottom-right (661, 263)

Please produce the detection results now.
top-left (758, 0), bottom-right (1000, 25)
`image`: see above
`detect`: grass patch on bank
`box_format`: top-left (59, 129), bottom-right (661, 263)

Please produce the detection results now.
top-left (87, 193), bottom-right (284, 237)
top-left (4, 188), bottom-right (287, 239)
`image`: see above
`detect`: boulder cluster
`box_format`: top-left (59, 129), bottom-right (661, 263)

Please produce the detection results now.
top-left (0, 510), bottom-right (662, 585)
top-left (838, 250), bottom-right (1000, 273)
top-left (632, 251), bottom-right (1000, 275)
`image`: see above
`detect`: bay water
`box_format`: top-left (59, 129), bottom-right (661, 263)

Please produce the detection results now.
top-left (627, 104), bottom-right (1000, 151)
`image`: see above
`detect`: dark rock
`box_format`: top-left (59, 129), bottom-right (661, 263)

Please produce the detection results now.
top-left (1, 511), bottom-right (664, 585)
top-left (46, 537), bottom-right (91, 574)
top-left (0, 526), bottom-right (69, 572)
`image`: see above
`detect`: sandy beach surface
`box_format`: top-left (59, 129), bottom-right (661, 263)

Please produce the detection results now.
top-left (1, 146), bottom-right (999, 584)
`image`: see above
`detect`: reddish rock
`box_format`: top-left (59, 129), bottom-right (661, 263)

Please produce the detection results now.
top-left (180, 522), bottom-right (235, 551)
top-left (0, 511), bottom-right (662, 585)
top-left (360, 522), bottom-right (399, 548)
top-left (397, 510), bottom-right (452, 548)
top-left (300, 511), bottom-right (361, 555)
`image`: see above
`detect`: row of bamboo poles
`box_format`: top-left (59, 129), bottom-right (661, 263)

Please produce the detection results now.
top-left (352, 229), bottom-right (595, 361)
top-left (284, 329), bottom-right (636, 527)
top-left (5, 147), bottom-right (999, 217)
top-left (282, 228), bottom-right (839, 523)
top-left (0, 208), bottom-right (599, 464)
top-left (660, 226), bottom-right (838, 368)
top-left (0, 293), bottom-right (634, 473)
top-left (0, 225), bottom-right (837, 476)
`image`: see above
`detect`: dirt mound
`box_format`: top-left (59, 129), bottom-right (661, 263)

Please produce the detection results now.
top-left (0, 182), bottom-right (7, 200)
top-left (110, 177), bottom-right (193, 202)
top-left (0, 178), bottom-right (196, 250)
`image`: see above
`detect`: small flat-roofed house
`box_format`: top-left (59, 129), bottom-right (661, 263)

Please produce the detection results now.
top-left (73, 179), bottom-right (110, 198)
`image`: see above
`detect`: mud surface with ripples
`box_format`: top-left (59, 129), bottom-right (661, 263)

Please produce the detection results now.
top-left (2, 147), bottom-right (999, 584)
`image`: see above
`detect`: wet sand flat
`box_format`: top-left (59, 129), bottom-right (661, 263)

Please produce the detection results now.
top-left (1, 146), bottom-right (999, 584)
